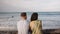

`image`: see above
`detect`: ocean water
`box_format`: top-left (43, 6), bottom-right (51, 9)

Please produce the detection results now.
top-left (0, 12), bottom-right (60, 30)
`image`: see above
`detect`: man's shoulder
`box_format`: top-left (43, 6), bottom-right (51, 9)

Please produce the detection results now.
top-left (24, 20), bottom-right (29, 24)
top-left (17, 20), bottom-right (30, 23)
top-left (17, 20), bottom-right (23, 23)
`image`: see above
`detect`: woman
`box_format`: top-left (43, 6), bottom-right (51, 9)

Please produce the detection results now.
top-left (30, 13), bottom-right (42, 34)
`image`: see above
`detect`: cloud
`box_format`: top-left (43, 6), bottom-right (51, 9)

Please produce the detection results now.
top-left (0, 0), bottom-right (60, 12)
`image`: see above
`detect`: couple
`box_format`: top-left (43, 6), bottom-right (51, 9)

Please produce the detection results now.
top-left (17, 12), bottom-right (42, 34)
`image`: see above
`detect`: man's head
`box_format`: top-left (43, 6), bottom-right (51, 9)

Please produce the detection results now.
top-left (21, 12), bottom-right (27, 20)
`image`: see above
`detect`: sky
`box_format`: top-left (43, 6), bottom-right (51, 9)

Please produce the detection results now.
top-left (0, 0), bottom-right (60, 12)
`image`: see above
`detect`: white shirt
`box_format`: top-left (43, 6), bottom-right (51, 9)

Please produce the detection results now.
top-left (17, 19), bottom-right (29, 34)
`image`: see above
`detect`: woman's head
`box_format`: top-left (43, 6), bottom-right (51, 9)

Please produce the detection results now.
top-left (31, 13), bottom-right (38, 21)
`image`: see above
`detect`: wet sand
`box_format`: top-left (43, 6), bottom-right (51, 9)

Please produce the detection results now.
top-left (42, 29), bottom-right (60, 34)
top-left (0, 29), bottom-right (60, 34)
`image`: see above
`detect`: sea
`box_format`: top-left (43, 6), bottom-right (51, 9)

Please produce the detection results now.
top-left (0, 12), bottom-right (60, 30)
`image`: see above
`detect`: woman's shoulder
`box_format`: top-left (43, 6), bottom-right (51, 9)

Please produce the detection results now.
top-left (35, 20), bottom-right (42, 22)
top-left (30, 20), bottom-right (41, 22)
top-left (30, 20), bottom-right (42, 23)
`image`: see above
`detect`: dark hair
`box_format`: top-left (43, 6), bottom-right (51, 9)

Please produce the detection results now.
top-left (21, 12), bottom-right (26, 16)
top-left (31, 13), bottom-right (38, 21)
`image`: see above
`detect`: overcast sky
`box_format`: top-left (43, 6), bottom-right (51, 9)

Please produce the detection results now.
top-left (0, 0), bottom-right (60, 12)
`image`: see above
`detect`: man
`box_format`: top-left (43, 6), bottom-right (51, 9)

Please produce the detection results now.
top-left (17, 12), bottom-right (29, 34)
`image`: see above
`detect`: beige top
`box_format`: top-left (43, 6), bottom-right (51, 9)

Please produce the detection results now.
top-left (30, 20), bottom-right (42, 34)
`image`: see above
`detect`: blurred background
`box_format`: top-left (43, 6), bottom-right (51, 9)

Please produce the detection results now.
top-left (0, 12), bottom-right (60, 34)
